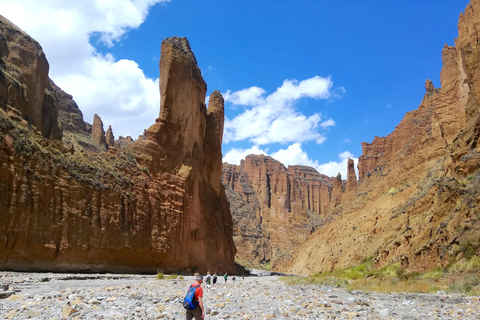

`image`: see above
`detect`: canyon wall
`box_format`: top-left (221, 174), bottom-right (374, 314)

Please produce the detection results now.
top-left (0, 16), bottom-right (236, 274)
top-left (284, 0), bottom-right (480, 275)
top-left (222, 155), bottom-right (338, 269)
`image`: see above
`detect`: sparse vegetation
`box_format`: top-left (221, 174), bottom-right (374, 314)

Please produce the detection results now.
top-left (156, 272), bottom-right (165, 280)
top-left (281, 255), bottom-right (480, 295)
top-left (0, 107), bottom-right (149, 194)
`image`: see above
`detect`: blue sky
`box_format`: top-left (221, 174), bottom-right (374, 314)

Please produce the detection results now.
top-left (0, 0), bottom-right (469, 177)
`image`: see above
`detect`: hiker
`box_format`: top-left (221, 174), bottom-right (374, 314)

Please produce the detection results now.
top-left (224, 273), bottom-right (228, 283)
top-left (206, 272), bottom-right (212, 288)
top-left (183, 275), bottom-right (205, 320)
top-left (212, 273), bottom-right (217, 286)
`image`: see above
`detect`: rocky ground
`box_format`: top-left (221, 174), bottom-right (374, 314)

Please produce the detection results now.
top-left (0, 271), bottom-right (479, 319)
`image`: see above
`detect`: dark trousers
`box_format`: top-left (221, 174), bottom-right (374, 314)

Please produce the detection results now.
top-left (185, 306), bottom-right (202, 320)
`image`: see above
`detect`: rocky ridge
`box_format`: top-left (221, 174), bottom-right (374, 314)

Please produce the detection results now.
top-left (0, 16), bottom-right (236, 274)
top-left (222, 155), bottom-right (338, 269)
top-left (283, 0), bottom-right (480, 275)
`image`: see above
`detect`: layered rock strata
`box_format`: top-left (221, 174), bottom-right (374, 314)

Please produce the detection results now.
top-left (0, 16), bottom-right (61, 140)
top-left (91, 114), bottom-right (107, 151)
top-left (285, 0), bottom-right (480, 275)
top-left (0, 17), bottom-right (236, 274)
top-left (222, 155), bottom-right (336, 268)
top-left (105, 125), bottom-right (114, 148)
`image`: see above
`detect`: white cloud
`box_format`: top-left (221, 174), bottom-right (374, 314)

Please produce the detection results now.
top-left (224, 76), bottom-right (338, 145)
top-left (223, 86), bottom-right (266, 106)
top-left (321, 119), bottom-right (335, 128)
top-left (271, 143), bottom-right (320, 169)
top-left (317, 151), bottom-right (357, 178)
top-left (223, 142), bottom-right (357, 178)
top-left (222, 145), bottom-right (269, 165)
top-left (271, 144), bottom-right (357, 178)
top-left (0, 0), bottom-right (168, 138)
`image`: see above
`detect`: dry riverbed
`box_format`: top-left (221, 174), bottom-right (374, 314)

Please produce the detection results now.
top-left (1, 271), bottom-right (480, 319)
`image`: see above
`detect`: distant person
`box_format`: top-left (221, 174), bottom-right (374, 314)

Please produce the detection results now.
top-left (224, 273), bottom-right (228, 283)
top-left (183, 275), bottom-right (205, 320)
top-left (212, 273), bottom-right (217, 286)
top-left (206, 272), bottom-right (212, 288)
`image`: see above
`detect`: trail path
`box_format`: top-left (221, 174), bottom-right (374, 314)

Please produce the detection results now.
top-left (1, 272), bottom-right (479, 319)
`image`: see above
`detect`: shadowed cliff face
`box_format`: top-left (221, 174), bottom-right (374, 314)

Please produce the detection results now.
top-left (0, 16), bottom-right (61, 141)
top-left (284, 0), bottom-right (480, 275)
top-left (0, 22), bottom-right (236, 273)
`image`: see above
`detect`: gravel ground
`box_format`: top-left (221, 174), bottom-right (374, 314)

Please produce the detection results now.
top-left (1, 271), bottom-right (479, 319)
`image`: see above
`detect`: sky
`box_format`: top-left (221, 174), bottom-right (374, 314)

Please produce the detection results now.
top-left (0, 0), bottom-right (470, 178)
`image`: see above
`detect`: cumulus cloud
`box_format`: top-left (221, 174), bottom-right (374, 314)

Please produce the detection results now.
top-left (222, 145), bottom-right (269, 165)
top-left (271, 143), bottom-right (320, 168)
top-left (0, 0), bottom-right (168, 138)
top-left (224, 76), bottom-right (338, 145)
top-left (270, 143), bottom-right (356, 178)
top-left (321, 119), bottom-right (335, 128)
top-left (224, 142), bottom-right (357, 179)
top-left (223, 86), bottom-right (266, 107)
top-left (317, 151), bottom-right (357, 178)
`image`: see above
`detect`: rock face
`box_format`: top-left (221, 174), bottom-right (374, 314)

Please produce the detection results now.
top-left (285, 0), bottom-right (480, 275)
top-left (222, 155), bottom-right (335, 269)
top-left (0, 18), bottom-right (236, 274)
top-left (130, 36), bottom-right (236, 273)
top-left (105, 125), bottom-right (114, 147)
top-left (91, 114), bottom-right (107, 151)
top-left (0, 16), bottom-right (61, 140)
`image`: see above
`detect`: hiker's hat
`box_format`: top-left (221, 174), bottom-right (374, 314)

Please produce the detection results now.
top-left (195, 275), bottom-right (203, 282)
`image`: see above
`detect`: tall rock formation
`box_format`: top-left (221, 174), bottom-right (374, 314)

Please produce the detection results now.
top-left (285, 0), bottom-right (480, 275)
top-left (105, 125), bottom-right (114, 147)
top-left (0, 16), bottom-right (61, 140)
top-left (222, 155), bottom-right (335, 268)
top-left (0, 18), bottom-right (236, 274)
top-left (130, 37), bottom-right (236, 273)
top-left (92, 114), bottom-right (107, 151)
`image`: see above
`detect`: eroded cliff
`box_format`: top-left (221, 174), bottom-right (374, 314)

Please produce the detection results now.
top-left (285, 0), bottom-right (480, 275)
top-left (222, 155), bottom-right (336, 269)
top-left (0, 16), bottom-right (236, 274)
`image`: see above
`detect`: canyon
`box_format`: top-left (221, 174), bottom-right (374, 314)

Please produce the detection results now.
top-left (223, 0), bottom-right (480, 274)
top-left (1, 0), bottom-right (480, 277)
top-left (0, 16), bottom-right (236, 274)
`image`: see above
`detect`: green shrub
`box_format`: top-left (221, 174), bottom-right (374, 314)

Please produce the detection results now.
top-left (156, 272), bottom-right (165, 280)
top-left (422, 267), bottom-right (445, 280)
top-left (460, 240), bottom-right (477, 260)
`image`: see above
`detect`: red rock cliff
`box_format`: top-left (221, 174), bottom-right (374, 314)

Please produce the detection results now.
top-left (0, 16), bottom-right (61, 140)
top-left (286, 0), bottom-right (480, 275)
top-left (0, 18), bottom-right (236, 274)
top-left (222, 155), bottom-right (335, 269)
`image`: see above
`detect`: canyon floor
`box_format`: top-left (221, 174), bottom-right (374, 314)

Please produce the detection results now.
top-left (0, 271), bottom-right (479, 319)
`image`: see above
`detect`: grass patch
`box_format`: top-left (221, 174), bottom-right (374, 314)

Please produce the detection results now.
top-left (282, 257), bottom-right (480, 295)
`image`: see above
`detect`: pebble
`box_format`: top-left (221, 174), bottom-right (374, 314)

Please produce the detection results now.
top-left (0, 272), bottom-right (479, 319)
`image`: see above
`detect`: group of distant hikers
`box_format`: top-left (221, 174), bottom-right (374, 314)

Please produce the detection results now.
top-left (182, 272), bottom-right (238, 319)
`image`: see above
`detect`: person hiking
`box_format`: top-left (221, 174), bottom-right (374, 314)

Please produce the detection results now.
top-left (212, 273), bottom-right (217, 286)
top-left (224, 273), bottom-right (228, 283)
top-left (183, 275), bottom-right (205, 320)
top-left (206, 272), bottom-right (212, 288)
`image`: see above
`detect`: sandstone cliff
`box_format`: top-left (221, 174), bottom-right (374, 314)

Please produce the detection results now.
top-left (0, 16), bottom-right (61, 141)
top-left (222, 155), bottom-right (336, 269)
top-left (285, 0), bottom-right (480, 275)
top-left (0, 16), bottom-right (236, 274)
